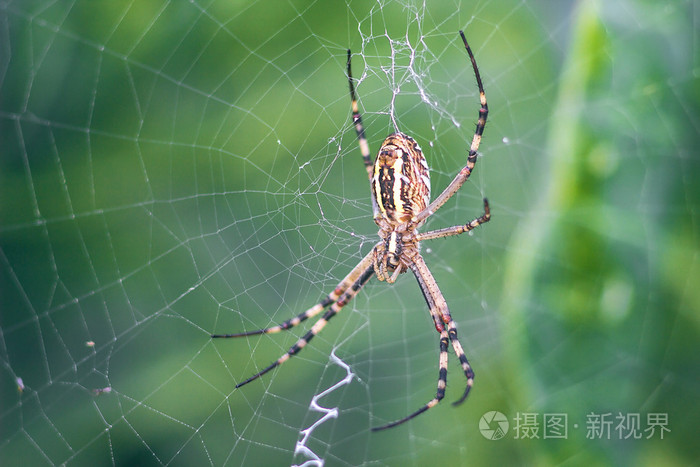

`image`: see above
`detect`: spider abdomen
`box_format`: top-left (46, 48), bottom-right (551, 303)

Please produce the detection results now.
top-left (372, 132), bottom-right (431, 225)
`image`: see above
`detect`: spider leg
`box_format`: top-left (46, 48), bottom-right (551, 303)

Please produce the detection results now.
top-left (347, 49), bottom-right (373, 181)
top-left (372, 330), bottom-right (449, 431)
top-left (372, 251), bottom-right (473, 430)
top-left (414, 198), bottom-right (490, 242)
top-left (212, 249), bottom-right (375, 338)
top-left (446, 321), bottom-right (474, 406)
top-left (387, 263), bottom-right (404, 284)
top-left (347, 49), bottom-right (382, 221)
top-left (412, 31), bottom-right (488, 225)
top-left (211, 300), bottom-right (331, 339)
top-left (411, 254), bottom-right (475, 406)
top-left (233, 263), bottom-right (375, 388)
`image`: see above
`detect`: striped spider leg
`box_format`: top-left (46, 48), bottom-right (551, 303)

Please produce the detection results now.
top-left (212, 250), bottom-right (376, 387)
top-left (212, 30), bottom-right (490, 431)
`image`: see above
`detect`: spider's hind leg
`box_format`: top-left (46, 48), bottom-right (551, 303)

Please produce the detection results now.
top-left (346, 49), bottom-right (373, 180)
top-left (414, 198), bottom-right (490, 242)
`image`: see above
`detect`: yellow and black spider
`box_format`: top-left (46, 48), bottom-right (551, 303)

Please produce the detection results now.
top-left (213, 31), bottom-right (490, 431)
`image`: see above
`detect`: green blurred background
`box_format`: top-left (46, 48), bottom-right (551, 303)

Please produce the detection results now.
top-left (1, 0), bottom-right (698, 465)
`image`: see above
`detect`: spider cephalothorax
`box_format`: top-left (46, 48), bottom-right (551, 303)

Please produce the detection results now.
top-left (213, 31), bottom-right (490, 431)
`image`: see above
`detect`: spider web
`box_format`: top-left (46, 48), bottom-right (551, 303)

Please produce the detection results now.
top-left (1, 0), bottom-right (698, 465)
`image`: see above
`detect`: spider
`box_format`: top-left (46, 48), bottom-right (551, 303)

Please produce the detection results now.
top-left (212, 31), bottom-right (490, 431)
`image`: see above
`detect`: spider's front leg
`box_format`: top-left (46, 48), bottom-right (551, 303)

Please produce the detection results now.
top-left (371, 252), bottom-right (475, 431)
top-left (229, 261), bottom-right (375, 388)
top-left (212, 249), bottom-right (377, 387)
top-left (412, 254), bottom-right (475, 405)
top-left (212, 249), bottom-right (375, 339)
top-left (372, 329), bottom-right (450, 431)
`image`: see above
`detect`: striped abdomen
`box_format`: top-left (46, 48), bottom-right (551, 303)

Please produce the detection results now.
top-left (372, 132), bottom-right (431, 225)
